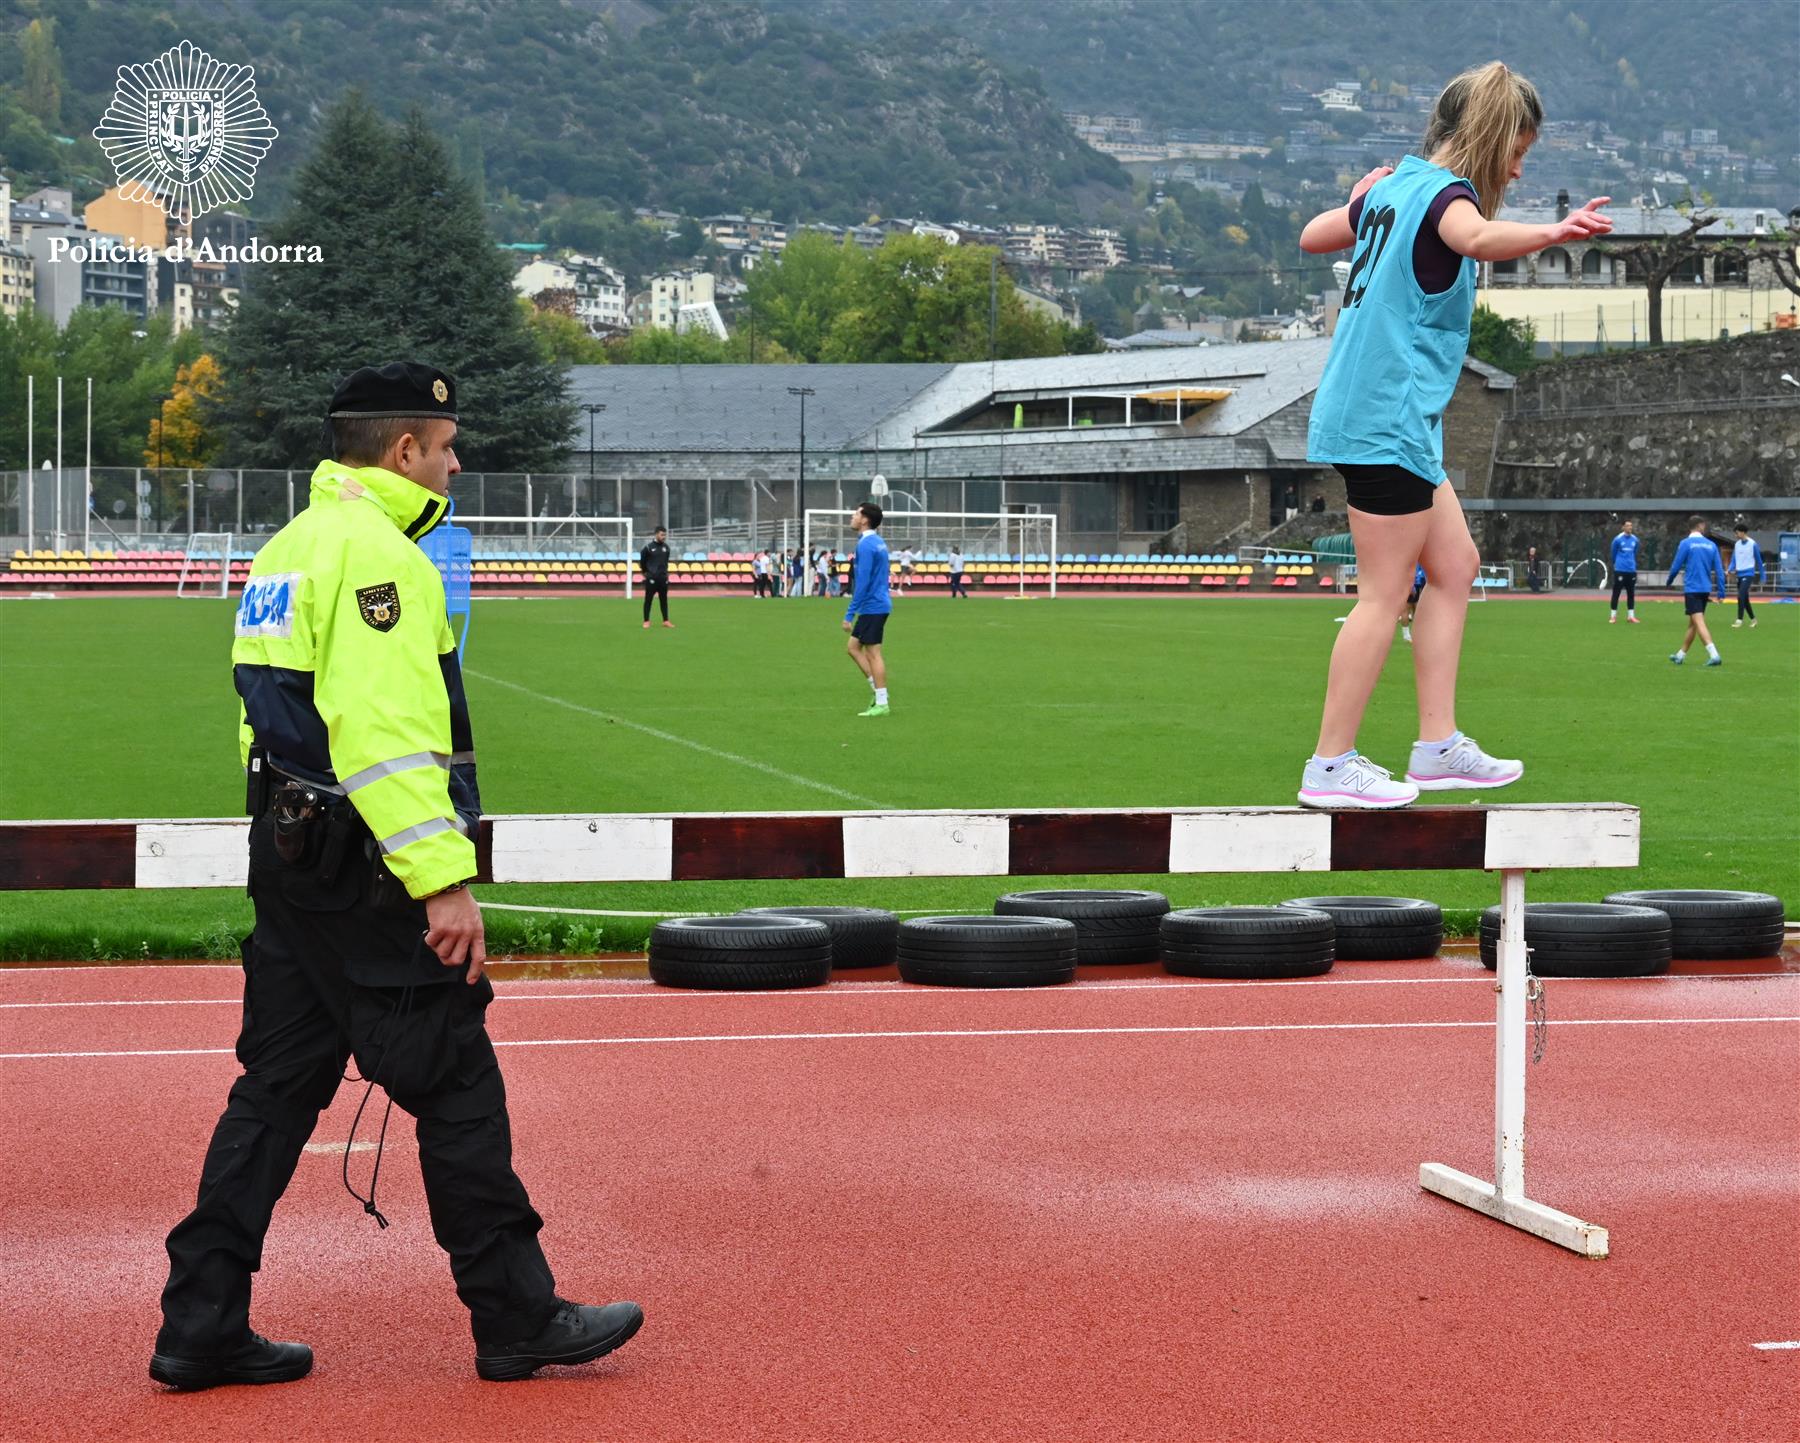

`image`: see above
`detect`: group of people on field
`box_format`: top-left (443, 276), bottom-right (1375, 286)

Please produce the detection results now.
top-left (750, 547), bottom-right (850, 598)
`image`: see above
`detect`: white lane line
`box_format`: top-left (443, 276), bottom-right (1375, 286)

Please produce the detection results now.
top-left (466, 670), bottom-right (886, 807)
top-left (1752, 1340), bottom-right (1800, 1350)
top-left (5, 1014), bottom-right (1795, 1060)
top-left (8, 971), bottom-right (1797, 1010)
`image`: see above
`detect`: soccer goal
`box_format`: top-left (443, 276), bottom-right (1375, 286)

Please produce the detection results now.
top-left (1336, 562), bottom-right (1506, 601)
top-left (803, 509), bottom-right (1058, 598)
top-left (450, 515), bottom-right (635, 597)
top-left (176, 531), bottom-right (234, 598)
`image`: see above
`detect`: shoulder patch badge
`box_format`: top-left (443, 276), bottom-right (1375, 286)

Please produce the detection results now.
top-left (356, 582), bottom-right (401, 632)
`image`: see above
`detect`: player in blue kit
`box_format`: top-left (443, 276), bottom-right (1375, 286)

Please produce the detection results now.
top-left (1608, 519), bottom-right (1641, 623)
top-left (1667, 516), bottom-right (1726, 666)
top-left (1401, 564), bottom-right (1426, 643)
top-left (1294, 62), bottom-right (1611, 808)
top-left (842, 502), bottom-right (893, 716)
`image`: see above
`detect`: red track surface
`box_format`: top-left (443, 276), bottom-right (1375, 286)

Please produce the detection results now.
top-left (3, 953), bottom-right (1797, 1442)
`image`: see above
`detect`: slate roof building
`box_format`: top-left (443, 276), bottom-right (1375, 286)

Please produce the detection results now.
top-left (565, 341), bottom-right (1511, 551)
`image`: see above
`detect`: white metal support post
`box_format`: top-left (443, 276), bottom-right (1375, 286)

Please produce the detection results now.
top-left (1419, 868), bottom-right (1610, 1258)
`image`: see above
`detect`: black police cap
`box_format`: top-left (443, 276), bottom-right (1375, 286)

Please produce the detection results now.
top-left (328, 361), bottom-right (457, 421)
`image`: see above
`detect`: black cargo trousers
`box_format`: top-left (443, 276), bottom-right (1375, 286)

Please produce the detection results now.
top-left (157, 811), bottom-right (558, 1355)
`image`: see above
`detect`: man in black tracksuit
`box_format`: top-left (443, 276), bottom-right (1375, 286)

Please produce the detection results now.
top-left (640, 526), bottom-right (671, 628)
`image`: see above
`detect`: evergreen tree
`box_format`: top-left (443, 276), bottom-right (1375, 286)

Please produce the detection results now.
top-left (213, 96), bottom-right (575, 471)
top-left (387, 109), bottom-right (576, 469)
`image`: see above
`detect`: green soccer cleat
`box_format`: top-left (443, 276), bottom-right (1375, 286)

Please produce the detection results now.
top-left (858, 702), bottom-right (890, 717)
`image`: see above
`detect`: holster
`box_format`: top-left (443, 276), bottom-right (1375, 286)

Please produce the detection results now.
top-left (271, 781), bottom-right (323, 865)
top-left (263, 780), bottom-right (359, 889)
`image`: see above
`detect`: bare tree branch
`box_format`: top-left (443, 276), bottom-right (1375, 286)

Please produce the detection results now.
top-left (1597, 210), bottom-right (1721, 344)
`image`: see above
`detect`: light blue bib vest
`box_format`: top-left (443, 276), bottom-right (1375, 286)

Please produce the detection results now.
top-left (1307, 155), bottom-right (1478, 484)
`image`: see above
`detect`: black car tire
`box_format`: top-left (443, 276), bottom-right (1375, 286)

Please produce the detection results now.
top-left (896, 916), bottom-right (1079, 987)
top-left (1602, 890), bottom-right (1785, 960)
top-left (1279, 896), bottom-right (1444, 960)
top-left (649, 915), bottom-right (834, 990)
top-left (994, 890), bottom-right (1170, 965)
top-left (1478, 903), bottom-right (1671, 977)
top-left (739, 905), bottom-right (900, 969)
top-left (1159, 907), bottom-right (1335, 979)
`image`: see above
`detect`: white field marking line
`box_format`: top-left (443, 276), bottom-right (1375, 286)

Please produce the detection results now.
top-left (465, 670), bottom-right (886, 807)
top-left (1752, 1341), bottom-right (1800, 1350)
top-left (8, 972), bottom-right (1796, 1011)
top-left (5, 1015), bottom-right (1796, 1060)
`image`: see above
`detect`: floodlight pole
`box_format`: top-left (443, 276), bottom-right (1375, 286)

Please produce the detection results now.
top-left (84, 377), bottom-right (92, 557)
top-left (581, 403), bottom-right (606, 515)
top-left (55, 376), bottom-right (64, 555)
top-left (24, 374), bottom-right (32, 550)
top-left (788, 386), bottom-right (814, 529)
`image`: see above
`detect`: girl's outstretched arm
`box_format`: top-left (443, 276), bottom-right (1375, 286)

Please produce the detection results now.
top-left (1299, 165), bottom-right (1394, 253)
top-left (1438, 195), bottom-right (1612, 262)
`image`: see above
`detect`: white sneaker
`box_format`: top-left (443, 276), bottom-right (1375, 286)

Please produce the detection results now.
top-left (1298, 752), bottom-right (1419, 810)
top-left (1731, 619), bottom-right (1743, 629)
top-left (1405, 734), bottom-right (1523, 792)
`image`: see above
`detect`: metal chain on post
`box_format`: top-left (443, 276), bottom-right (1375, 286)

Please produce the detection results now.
top-left (1528, 957), bottom-right (1548, 1065)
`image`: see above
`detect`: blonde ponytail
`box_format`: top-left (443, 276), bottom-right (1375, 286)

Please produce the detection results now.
top-left (1422, 62), bottom-right (1544, 219)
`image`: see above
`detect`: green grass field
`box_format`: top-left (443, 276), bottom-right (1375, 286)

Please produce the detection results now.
top-left (2, 593), bottom-right (1795, 960)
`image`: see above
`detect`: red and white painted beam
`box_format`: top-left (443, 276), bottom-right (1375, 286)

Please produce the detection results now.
top-left (0, 804), bottom-right (1639, 891)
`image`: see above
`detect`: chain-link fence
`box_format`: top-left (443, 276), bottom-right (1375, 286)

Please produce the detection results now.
top-left (5, 466), bottom-right (1172, 557)
top-left (1, 468), bottom-right (689, 554)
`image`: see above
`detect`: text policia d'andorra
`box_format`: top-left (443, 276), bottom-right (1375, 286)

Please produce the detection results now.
top-left (46, 236), bottom-right (325, 265)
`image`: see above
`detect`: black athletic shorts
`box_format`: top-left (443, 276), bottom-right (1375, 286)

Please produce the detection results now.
top-left (1684, 592), bottom-right (1712, 615)
top-left (1407, 585), bottom-right (1424, 606)
top-left (1334, 463), bottom-right (1438, 517)
top-left (851, 611), bottom-right (888, 645)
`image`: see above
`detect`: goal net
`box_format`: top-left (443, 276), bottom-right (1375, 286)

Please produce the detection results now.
top-left (803, 509), bottom-right (1058, 598)
top-left (449, 514), bottom-right (635, 597)
top-left (177, 531), bottom-right (233, 599)
top-left (1339, 562), bottom-right (1505, 601)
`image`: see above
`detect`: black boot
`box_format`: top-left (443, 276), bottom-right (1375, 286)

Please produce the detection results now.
top-left (474, 1299), bottom-right (644, 1382)
top-left (150, 1332), bottom-right (313, 1391)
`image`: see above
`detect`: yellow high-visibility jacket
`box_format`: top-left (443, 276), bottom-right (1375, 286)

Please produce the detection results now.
top-left (233, 460), bottom-right (478, 899)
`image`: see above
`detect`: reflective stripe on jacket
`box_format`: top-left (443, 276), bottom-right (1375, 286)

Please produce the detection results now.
top-left (232, 460), bottom-right (479, 898)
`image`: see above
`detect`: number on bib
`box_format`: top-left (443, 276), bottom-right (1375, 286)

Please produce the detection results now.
top-left (1342, 203), bottom-right (1397, 310)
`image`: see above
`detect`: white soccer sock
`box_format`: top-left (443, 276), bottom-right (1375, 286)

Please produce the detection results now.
top-left (1628, 610), bottom-right (1636, 619)
top-left (1673, 650), bottom-right (1686, 660)
top-left (875, 688), bottom-right (889, 705)
top-left (869, 675), bottom-right (877, 691)
top-left (1706, 643), bottom-right (1720, 659)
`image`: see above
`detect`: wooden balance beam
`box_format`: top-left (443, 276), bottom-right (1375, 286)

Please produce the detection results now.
top-left (0, 803), bottom-right (1639, 1258)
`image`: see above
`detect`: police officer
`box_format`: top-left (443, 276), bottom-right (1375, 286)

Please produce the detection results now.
top-left (151, 362), bottom-right (643, 1390)
top-left (640, 524), bottom-right (671, 627)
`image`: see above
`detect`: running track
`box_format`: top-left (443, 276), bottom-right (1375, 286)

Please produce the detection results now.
top-left (2, 953), bottom-right (1796, 1442)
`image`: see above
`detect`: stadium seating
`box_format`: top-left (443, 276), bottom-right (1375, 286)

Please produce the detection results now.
top-left (0, 546), bottom-right (1337, 595)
